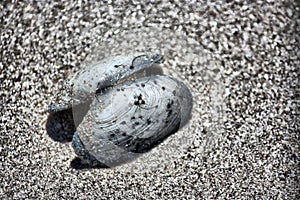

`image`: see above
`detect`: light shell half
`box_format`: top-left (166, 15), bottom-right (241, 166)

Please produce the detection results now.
top-left (48, 53), bottom-right (164, 113)
top-left (72, 53), bottom-right (164, 104)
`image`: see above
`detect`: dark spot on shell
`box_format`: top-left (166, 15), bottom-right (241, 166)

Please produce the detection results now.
top-left (122, 132), bottom-right (127, 136)
top-left (135, 121), bottom-right (140, 126)
top-left (131, 116), bottom-right (136, 120)
top-left (141, 83), bottom-right (145, 87)
top-left (147, 118), bottom-right (151, 125)
top-left (166, 101), bottom-right (174, 118)
top-left (172, 90), bottom-right (176, 95)
top-left (162, 86), bottom-right (165, 90)
top-left (167, 109), bottom-right (173, 118)
top-left (120, 121), bottom-right (126, 125)
top-left (134, 94), bottom-right (145, 106)
top-left (114, 65), bottom-right (119, 68)
top-left (167, 103), bottom-right (172, 109)
top-left (130, 65), bottom-right (134, 69)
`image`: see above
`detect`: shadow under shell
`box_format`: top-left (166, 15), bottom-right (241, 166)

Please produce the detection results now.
top-left (45, 108), bottom-right (76, 143)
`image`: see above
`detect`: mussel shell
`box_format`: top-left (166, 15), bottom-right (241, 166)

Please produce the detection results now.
top-left (73, 75), bottom-right (192, 166)
top-left (48, 53), bottom-right (163, 113)
top-left (72, 53), bottom-right (164, 101)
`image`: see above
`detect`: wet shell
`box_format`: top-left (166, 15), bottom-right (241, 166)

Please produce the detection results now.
top-left (72, 75), bottom-right (192, 167)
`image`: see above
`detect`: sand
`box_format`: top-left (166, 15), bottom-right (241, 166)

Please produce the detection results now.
top-left (1, 1), bottom-right (299, 199)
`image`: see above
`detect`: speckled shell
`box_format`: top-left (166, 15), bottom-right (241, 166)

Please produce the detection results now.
top-left (73, 75), bottom-right (192, 166)
top-left (72, 53), bottom-right (164, 104)
top-left (48, 53), bottom-right (164, 112)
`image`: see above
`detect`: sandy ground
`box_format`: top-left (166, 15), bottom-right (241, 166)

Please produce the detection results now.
top-left (1, 1), bottom-right (299, 199)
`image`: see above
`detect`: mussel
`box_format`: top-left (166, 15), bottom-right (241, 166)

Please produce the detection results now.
top-left (49, 53), bottom-right (193, 167)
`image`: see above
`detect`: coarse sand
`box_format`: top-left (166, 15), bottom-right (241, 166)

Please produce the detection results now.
top-left (1, 1), bottom-right (299, 199)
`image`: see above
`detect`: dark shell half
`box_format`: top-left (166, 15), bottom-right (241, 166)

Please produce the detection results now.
top-left (73, 75), bottom-right (192, 167)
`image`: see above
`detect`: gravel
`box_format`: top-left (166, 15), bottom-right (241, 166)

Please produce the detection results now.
top-left (1, 0), bottom-right (299, 199)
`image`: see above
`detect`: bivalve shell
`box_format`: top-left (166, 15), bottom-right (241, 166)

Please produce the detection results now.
top-left (72, 75), bottom-right (192, 167)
